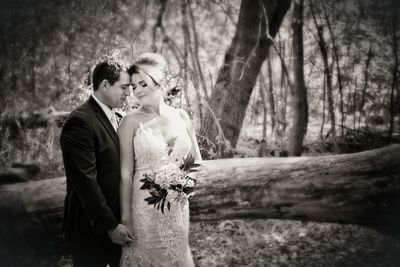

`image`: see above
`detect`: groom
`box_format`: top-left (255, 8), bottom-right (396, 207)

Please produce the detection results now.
top-left (60, 60), bottom-right (133, 266)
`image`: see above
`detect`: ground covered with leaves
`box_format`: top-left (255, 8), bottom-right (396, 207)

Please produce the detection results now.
top-left (189, 219), bottom-right (400, 267)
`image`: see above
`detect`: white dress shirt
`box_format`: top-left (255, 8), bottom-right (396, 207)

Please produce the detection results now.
top-left (92, 93), bottom-right (118, 132)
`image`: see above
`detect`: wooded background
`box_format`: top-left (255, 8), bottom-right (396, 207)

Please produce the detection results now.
top-left (1, 0), bottom-right (400, 266)
top-left (1, 0), bottom-right (399, 166)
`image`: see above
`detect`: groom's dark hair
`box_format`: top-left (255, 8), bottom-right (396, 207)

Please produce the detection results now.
top-left (127, 64), bottom-right (140, 75)
top-left (92, 60), bottom-right (124, 91)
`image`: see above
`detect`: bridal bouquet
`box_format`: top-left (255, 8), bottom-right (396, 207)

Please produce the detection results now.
top-left (139, 155), bottom-right (200, 213)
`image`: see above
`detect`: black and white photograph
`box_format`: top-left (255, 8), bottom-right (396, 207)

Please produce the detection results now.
top-left (1, 0), bottom-right (400, 266)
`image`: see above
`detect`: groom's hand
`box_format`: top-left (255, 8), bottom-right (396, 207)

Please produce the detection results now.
top-left (107, 224), bottom-right (134, 246)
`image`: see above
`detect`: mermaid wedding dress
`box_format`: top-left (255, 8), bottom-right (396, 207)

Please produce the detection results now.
top-left (120, 119), bottom-right (195, 267)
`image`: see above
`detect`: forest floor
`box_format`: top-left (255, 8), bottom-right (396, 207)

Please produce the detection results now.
top-left (56, 218), bottom-right (400, 267)
top-left (189, 219), bottom-right (400, 267)
top-left (190, 128), bottom-right (400, 267)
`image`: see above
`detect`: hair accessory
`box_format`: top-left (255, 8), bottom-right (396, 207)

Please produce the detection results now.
top-left (135, 53), bottom-right (166, 85)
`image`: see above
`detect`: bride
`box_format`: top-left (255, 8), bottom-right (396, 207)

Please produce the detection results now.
top-left (118, 52), bottom-right (201, 267)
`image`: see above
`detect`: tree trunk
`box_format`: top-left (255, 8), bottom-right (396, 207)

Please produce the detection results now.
top-left (181, 0), bottom-right (204, 124)
top-left (151, 0), bottom-right (167, 50)
top-left (278, 39), bottom-right (288, 135)
top-left (187, 0), bottom-right (210, 101)
top-left (152, 0), bottom-right (192, 111)
top-left (321, 0), bottom-right (344, 136)
top-left (266, 52), bottom-right (277, 133)
top-left (272, 36), bottom-right (293, 137)
top-left (358, 46), bottom-right (373, 132)
top-left (258, 73), bottom-right (268, 140)
top-left (287, 0), bottom-right (308, 156)
top-left (1, 144), bottom-right (400, 237)
top-left (310, 0), bottom-right (338, 152)
top-left (389, 2), bottom-right (398, 140)
top-left (199, 0), bottom-right (291, 157)
top-left (320, 72), bottom-right (326, 141)
top-left (28, 44), bottom-right (36, 93)
top-left (352, 75), bottom-right (358, 130)
top-left (180, 0), bottom-right (197, 120)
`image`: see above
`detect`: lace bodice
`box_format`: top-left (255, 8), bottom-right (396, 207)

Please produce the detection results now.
top-left (120, 114), bottom-right (194, 267)
top-left (134, 122), bottom-right (192, 171)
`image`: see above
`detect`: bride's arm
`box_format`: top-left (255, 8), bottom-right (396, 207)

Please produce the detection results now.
top-left (118, 115), bottom-right (137, 225)
top-left (178, 109), bottom-right (202, 162)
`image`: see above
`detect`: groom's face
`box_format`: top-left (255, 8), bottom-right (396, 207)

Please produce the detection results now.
top-left (105, 71), bottom-right (131, 108)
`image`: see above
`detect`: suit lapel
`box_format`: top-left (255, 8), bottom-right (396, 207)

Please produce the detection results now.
top-left (88, 96), bottom-right (120, 151)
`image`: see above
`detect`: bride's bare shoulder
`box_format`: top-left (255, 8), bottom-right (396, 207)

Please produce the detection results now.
top-left (123, 110), bottom-right (147, 121)
top-left (118, 110), bottom-right (146, 134)
top-left (175, 108), bottom-right (191, 124)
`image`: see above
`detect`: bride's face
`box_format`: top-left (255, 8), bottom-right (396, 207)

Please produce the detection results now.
top-left (130, 72), bottom-right (161, 106)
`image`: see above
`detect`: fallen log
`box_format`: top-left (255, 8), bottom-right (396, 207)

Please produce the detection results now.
top-left (0, 144), bottom-right (399, 261)
top-left (1, 144), bottom-right (400, 227)
top-left (0, 109), bottom-right (69, 130)
top-left (0, 164), bottom-right (41, 184)
top-left (192, 144), bottom-right (400, 233)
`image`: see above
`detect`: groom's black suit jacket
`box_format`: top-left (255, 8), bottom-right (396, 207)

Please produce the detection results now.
top-left (60, 96), bottom-right (121, 246)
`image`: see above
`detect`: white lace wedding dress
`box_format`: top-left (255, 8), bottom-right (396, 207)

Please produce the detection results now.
top-left (120, 121), bottom-right (195, 267)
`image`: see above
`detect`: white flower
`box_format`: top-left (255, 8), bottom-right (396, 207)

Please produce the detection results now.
top-left (185, 179), bottom-right (195, 187)
top-left (140, 160), bottom-right (197, 214)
